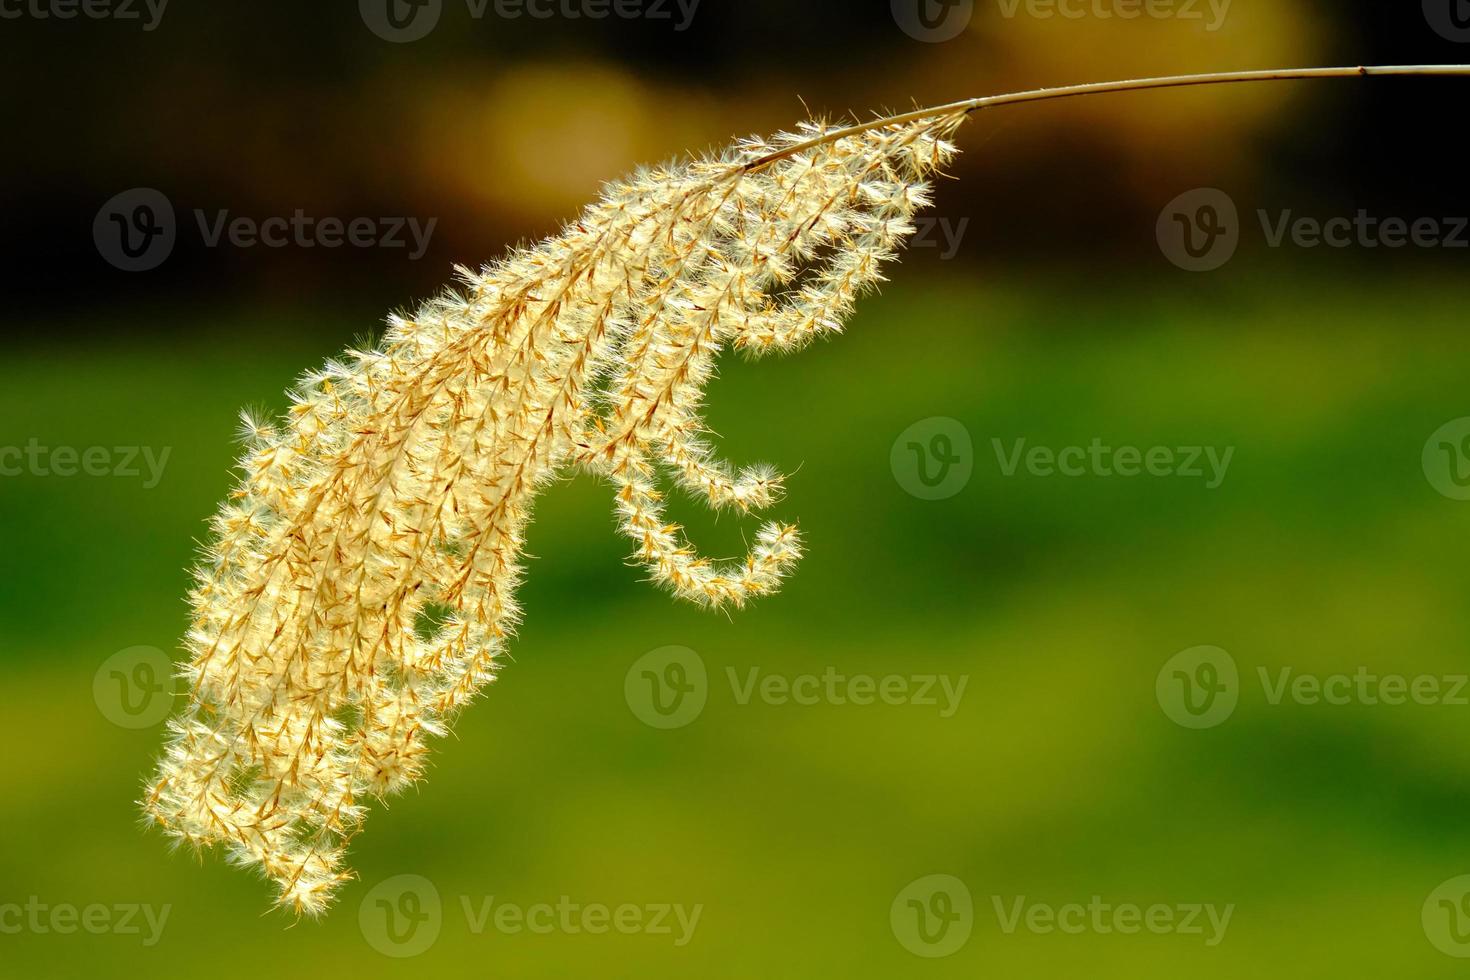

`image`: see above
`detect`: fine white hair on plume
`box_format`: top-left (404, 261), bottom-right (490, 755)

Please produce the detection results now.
top-left (142, 108), bottom-right (966, 916)
top-left (142, 64), bottom-right (1470, 917)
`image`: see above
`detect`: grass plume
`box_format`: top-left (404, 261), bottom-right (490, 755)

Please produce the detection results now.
top-left (142, 65), bottom-right (1470, 916)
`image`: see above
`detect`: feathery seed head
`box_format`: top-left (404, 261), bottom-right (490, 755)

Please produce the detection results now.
top-left (143, 110), bottom-right (963, 915)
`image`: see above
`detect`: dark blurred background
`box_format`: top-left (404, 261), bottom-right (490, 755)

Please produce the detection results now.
top-left (4, 3), bottom-right (1470, 978)
top-left (1, 0), bottom-right (1466, 327)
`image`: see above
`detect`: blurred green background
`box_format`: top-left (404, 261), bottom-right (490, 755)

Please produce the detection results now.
top-left (3, 1), bottom-right (1470, 977)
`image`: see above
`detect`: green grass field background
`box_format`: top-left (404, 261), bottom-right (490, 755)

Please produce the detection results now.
top-left (3, 270), bottom-right (1470, 977)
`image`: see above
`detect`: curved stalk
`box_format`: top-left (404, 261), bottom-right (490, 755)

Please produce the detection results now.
top-left (744, 65), bottom-right (1470, 173)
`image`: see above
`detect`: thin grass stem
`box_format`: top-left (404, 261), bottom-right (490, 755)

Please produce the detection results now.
top-left (744, 65), bottom-right (1470, 173)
